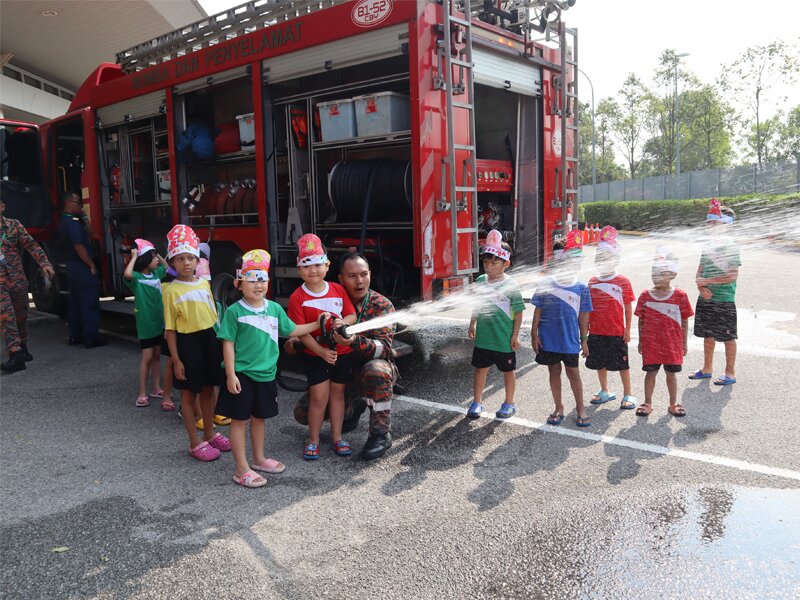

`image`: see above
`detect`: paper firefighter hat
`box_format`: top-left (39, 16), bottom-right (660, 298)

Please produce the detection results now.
top-left (554, 229), bottom-right (584, 259)
top-left (198, 242), bottom-right (211, 259)
top-left (237, 249), bottom-right (271, 282)
top-left (196, 258), bottom-right (211, 281)
top-left (296, 233), bottom-right (328, 267)
top-left (597, 226), bottom-right (621, 255)
top-left (482, 230), bottom-right (511, 261)
top-left (166, 224), bottom-right (200, 259)
top-left (653, 245), bottom-right (679, 274)
top-left (134, 238), bottom-right (155, 255)
top-left (706, 198), bottom-right (733, 224)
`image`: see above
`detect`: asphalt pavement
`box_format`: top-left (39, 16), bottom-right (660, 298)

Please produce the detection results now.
top-left (1, 234), bottom-right (799, 599)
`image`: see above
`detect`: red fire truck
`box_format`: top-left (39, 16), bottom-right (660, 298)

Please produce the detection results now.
top-left (25, 0), bottom-right (579, 311)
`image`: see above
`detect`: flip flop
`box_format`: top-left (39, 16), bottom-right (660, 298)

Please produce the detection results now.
top-left (546, 413), bottom-right (564, 426)
top-left (135, 395), bottom-right (150, 408)
top-left (668, 404), bottom-right (687, 417)
top-left (590, 390), bottom-right (616, 404)
top-left (688, 370), bottom-right (712, 380)
top-left (635, 404), bottom-right (653, 416)
top-left (713, 376), bottom-right (736, 386)
top-left (161, 399), bottom-right (175, 412)
top-left (213, 414), bottom-right (232, 426)
top-left (575, 416), bottom-right (591, 428)
top-left (149, 389), bottom-right (164, 399)
top-left (495, 403), bottom-right (516, 419)
top-left (620, 395), bottom-right (637, 410)
top-left (233, 470), bottom-right (267, 488)
top-left (466, 401), bottom-right (483, 419)
top-left (251, 458), bottom-right (286, 474)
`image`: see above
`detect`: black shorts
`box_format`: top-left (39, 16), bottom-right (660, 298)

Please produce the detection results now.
top-left (303, 351), bottom-right (355, 387)
top-left (140, 334), bottom-right (163, 350)
top-left (585, 335), bottom-right (629, 371)
top-left (472, 347), bottom-right (516, 372)
top-left (694, 298), bottom-right (737, 342)
top-left (535, 350), bottom-right (579, 368)
top-left (173, 328), bottom-right (222, 393)
top-left (160, 337), bottom-right (171, 357)
top-left (642, 364), bottom-right (682, 373)
top-left (217, 373), bottom-right (278, 420)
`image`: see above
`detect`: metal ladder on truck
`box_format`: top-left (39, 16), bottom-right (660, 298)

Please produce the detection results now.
top-left (551, 22), bottom-right (580, 236)
top-left (435, 0), bottom-right (479, 282)
top-left (115, 0), bottom-right (342, 73)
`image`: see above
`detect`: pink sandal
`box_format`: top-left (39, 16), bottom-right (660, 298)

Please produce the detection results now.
top-left (135, 395), bottom-right (150, 407)
top-left (251, 458), bottom-right (286, 474)
top-left (189, 441), bottom-right (220, 462)
top-left (208, 433), bottom-right (232, 452)
top-left (233, 470), bottom-right (267, 488)
top-left (150, 388), bottom-right (164, 399)
top-left (161, 400), bottom-right (175, 412)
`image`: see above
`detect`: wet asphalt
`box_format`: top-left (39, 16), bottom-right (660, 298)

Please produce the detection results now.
top-left (1, 235), bottom-right (799, 599)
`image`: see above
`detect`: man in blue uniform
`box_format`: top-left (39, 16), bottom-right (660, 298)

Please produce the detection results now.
top-left (59, 192), bottom-right (105, 348)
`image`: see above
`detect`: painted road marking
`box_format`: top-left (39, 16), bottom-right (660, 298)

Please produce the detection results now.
top-left (395, 394), bottom-right (800, 483)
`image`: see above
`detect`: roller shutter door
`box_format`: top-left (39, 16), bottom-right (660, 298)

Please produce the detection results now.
top-left (473, 47), bottom-right (541, 96)
top-left (264, 24), bottom-right (406, 83)
top-left (96, 90), bottom-right (166, 126)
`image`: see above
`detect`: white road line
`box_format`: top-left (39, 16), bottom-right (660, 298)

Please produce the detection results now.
top-left (394, 394), bottom-right (800, 482)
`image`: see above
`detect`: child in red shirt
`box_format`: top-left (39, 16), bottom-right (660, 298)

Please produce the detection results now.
top-left (288, 234), bottom-right (357, 460)
top-left (587, 227), bottom-right (637, 410)
top-left (634, 246), bottom-right (694, 417)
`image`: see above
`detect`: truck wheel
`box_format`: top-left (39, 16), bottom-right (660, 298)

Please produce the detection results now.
top-left (211, 272), bottom-right (239, 309)
top-left (30, 266), bottom-right (65, 315)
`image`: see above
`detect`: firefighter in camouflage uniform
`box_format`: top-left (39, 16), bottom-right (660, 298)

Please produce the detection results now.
top-left (0, 201), bottom-right (54, 372)
top-left (290, 252), bottom-right (397, 459)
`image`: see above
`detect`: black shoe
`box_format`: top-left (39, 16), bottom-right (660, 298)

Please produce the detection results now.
top-left (67, 337), bottom-right (85, 346)
top-left (1, 351), bottom-right (27, 373)
top-left (361, 432), bottom-right (392, 460)
top-left (84, 338), bottom-right (108, 349)
top-left (20, 344), bottom-right (33, 362)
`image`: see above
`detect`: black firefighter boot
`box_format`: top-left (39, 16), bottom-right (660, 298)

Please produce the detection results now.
top-left (361, 431), bottom-right (392, 460)
top-left (20, 344), bottom-right (33, 362)
top-left (1, 351), bottom-right (27, 373)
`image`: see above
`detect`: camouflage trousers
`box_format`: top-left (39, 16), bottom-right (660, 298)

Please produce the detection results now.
top-left (0, 280), bottom-right (28, 353)
top-left (294, 359), bottom-right (397, 435)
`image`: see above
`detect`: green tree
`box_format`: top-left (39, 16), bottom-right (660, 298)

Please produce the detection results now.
top-left (679, 86), bottom-right (734, 170)
top-left (720, 40), bottom-right (800, 170)
top-left (607, 74), bottom-right (648, 179)
top-left (776, 105), bottom-right (800, 160)
top-left (595, 98), bottom-right (627, 182)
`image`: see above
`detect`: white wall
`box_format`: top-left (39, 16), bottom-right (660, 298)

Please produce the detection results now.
top-left (0, 74), bottom-right (71, 122)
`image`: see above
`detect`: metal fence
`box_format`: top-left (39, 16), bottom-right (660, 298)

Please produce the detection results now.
top-left (579, 159), bottom-right (800, 202)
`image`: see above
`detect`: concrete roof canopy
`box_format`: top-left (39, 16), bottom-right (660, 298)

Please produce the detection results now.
top-left (1, 0), bottom-right (207, 120)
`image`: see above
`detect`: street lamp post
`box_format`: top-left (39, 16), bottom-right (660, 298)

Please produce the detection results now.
top-left (578, 68), bottom-right (596, 195)
top-left (674, 52), bottom-right (689, 177)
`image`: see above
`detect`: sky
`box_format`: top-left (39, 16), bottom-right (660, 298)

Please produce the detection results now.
top-left (198, 0), bottom-right (800, 116)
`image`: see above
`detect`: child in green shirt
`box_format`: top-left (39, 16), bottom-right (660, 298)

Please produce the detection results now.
top-left (216, 249), bottom-right (327, 488)
top-left (124, 239), bottom-right (168, 408)
top-left (467, 230), bottom-right (525, 420)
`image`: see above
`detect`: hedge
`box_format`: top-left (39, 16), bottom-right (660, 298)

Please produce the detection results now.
top-left (578, 193), bottom-right (800, 231)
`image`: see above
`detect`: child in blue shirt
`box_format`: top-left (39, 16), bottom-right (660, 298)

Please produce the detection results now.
top-left (531, 230), bottom-right (593, 427)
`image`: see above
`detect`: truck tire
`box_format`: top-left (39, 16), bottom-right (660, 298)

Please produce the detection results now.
top-left (211, 272), bottom-right (239, 309)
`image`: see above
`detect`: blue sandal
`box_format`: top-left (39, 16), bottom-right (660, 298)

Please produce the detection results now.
top-left (467, 402), bottom-right (483, 419)
top-left (620, 395), bottom-right (637, 410)
top-left (303, 442), bottom-right (319, 460)
top-left (331, 440), bottom-right (353, 456)
top-left (713, 375), bottom-right (736, 386)
top-left (495, 403), bottom-right (516, 419)
top-left (590, 390), bottom-right (616, 404)
top-left (546, 413), bottom-right (564, 426)
top-left (688, 369), bottom-right (712, 380)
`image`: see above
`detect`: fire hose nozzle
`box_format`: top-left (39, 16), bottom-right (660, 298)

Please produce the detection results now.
top-left (336, 325), bottom-right (352, 340)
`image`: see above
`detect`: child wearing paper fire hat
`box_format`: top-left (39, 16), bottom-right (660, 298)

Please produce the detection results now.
top-left (288, 233), bottom-right (358, 461)
top-left (163, 224), bottom-right (231, 462)
top-left (216, 249), bottom-right (327, 487)
top-left (467, 230), bottom-right (526, 420)
top-left (530, 229), bottom-right (593, 427)
top-left (688, 199), bottom-right (741, 386)
top-left (634, 246), bottom-right (694, 417)
top-left (586, 226), bottom-right (638, 410)
top-left (124, 238), bottom-right (169, 409)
